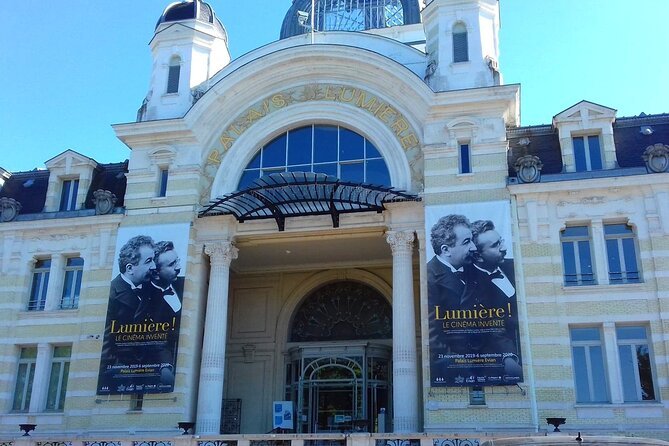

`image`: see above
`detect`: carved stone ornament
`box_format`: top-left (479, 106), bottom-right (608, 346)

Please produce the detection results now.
top-left (92, 189), bottom-right (117, 215)
top-left (0, 197), bottom-right (21, 222)
top-left (514, 155), bottom-right (543, 183)
top-left (642, 144), bottom-right (669, 173)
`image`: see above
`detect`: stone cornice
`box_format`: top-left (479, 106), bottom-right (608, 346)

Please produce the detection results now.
top-left (112, 119), bottom-right (197, 148)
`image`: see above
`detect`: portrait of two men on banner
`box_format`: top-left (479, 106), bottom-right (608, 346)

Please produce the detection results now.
top-left (426, 201), bottom-right (523, 387)
top-left (97, 223), bottom-right (189, 395)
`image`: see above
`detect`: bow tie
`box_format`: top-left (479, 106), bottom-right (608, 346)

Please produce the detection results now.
top-left (488, 270), bottom-right (504, 279)
top-left (162, 288), bottom-right (175, 296)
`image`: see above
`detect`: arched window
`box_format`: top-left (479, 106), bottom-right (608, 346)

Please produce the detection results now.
top-left (166, 56), bottom-right (181, 94)
top-left (452, 22), bottom-right (468, 63)
top-left (290, 281), bottom-right (392, 342)
top-left (238, 125), bottom-right (391, 189)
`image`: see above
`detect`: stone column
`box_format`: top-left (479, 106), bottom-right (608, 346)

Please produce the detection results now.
top-left (44, 254), bottom-right (65, 311)
top-left (385, 230), bottom-right (418, 432)
top-left (28, 343), bottom-right (51, 412)
top-left (196, 240), bottom-right (238, 435)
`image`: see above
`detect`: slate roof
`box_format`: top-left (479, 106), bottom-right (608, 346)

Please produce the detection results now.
top-left (507, 113), bottom-right (669, 178)
top-left (0, 169), bottom-right (51, 214)
top-left (0, 161), bottom-right (128, 215)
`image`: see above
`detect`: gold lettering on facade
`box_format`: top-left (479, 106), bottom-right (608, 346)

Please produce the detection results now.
top-left (339, 87), bottom-right (356, 103)
top-left (246, 108), bottom-right (264, 124)
top-left (400, 133), bottom-right (419, 150)
top-left (208, 83), bottom-right (420, 165)
top-left (207, 149), bottom-right (222, 165)
top-left (324, 85), bottom-right (337, 100)
top-left (391, 117), bottom-right (409, 136)
top-left (271, 94), bottom-right (286, 108)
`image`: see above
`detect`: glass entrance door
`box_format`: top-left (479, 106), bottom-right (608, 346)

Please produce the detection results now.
top-left (287, 344), bottom-right (391, 433)
top-left (313, 382), bottom-right (355, 432)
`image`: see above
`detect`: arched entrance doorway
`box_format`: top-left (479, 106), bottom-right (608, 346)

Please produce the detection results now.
top-left (285, 281), bottom-right (392, 433)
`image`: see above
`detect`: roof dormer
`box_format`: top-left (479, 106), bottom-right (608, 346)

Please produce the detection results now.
top-left (44, 150), bottom-right (98, 212)
top-left (552, 101), bottom-right (618, 172)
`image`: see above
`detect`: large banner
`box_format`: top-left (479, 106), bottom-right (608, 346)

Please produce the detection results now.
top-left (97, 223), bottom-right (189, 395)
top-left (426, 201), bottom-right (523, 387)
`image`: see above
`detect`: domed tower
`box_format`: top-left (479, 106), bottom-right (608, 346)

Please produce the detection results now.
top-left (280, 0), bottom-right (423, 44)
top-left (139, 0), bottom-right (230, 121)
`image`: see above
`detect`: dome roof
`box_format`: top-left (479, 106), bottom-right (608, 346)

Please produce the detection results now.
top-left (156, 0), bottom-right (227, 38)
top-left (280, 0), bottom-right (421, 39)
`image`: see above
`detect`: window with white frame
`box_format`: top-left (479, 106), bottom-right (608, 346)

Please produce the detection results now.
top-left (12, 347), bottom-right (37, 412)
top-left (28, 259), bottom-right (51, 311)
top-left (459, 141), bottom-right (471, 174)
top-left (604, 223), bottom-right (640, 284)
top-left (570, 327), bottom-right (609, 403)
top-left (45, 346), bottom-right (71, 411)
top-left (59, 178), bottom-right (79, 211)
top-left (572, 135), bottom-right (603, 172)
top-left (61, 257), bottom-right (83, 309)
top-left (166, 56), bottom-right (181, 94)
top-left (452, 22), bottom-right (468, 63)
top-left (616, 326), bottom-right (656, 402)
top-left (561, 226), bottom-right (595, 286)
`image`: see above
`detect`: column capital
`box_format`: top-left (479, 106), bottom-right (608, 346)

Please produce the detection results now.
top-left (204, 240), bottom-right (238, 267)
top-left (385, 230), bottom-right (415, 255)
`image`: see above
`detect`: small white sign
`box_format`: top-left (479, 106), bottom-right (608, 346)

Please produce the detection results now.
top-left (273, 401), bottom-right (293, 429)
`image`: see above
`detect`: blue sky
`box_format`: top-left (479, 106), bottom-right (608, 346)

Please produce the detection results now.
top-left (1, 0), bottom-right (667, 172)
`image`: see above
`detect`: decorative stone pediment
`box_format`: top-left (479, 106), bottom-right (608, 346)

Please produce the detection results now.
top-left (92, 189), bottom-right (117, 215)
top-left (643, 144), bottom-right (669, 173)
top-left (553, 100), bottom-right (617, 125)
top-left (44, 149), bottom-right (98, 172)
top-left (148, 146), bottom-right (177, 167)
top-left (0, 197), bottom-right (22, 222)
top-left (514, 155), bottom-right (543, 183)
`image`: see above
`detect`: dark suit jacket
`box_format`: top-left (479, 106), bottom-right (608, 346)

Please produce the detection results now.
top-left (101, 274), bottom-right (150, 366)
top-left (427, 256), bottom-right (476, 352)
top-left (142, 276), bottom-right (185, 366)
top-left (469, 259), bottom-right (519, 356)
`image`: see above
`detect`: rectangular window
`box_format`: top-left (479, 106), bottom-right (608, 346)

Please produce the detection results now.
top-left (59, 179), bottom-right (79, 211)
top-left (28, 259), bottom-right (51, 311)
top-left (604, 224), bottom-right (640, 284)
top-left (570, 327), bottom-right (609, 403)
top-left (453, 32), bottom-right (469, 62)
top-left (12, 347), bottom-right (37, 412)
top-left (469, 387), bottom-right (486, 405)
top-left (61, 257), bottom-right (83, 309)
top-left (561, 226), bottom-right (595, 286)
top-left (158, 169), bottom-right (169, 197)
top-left (573, 135), bottom-right (603, 172)
top-left (617, 326), bottom-right (656, 402)
top-left (130, 393), bottom-right (144, 411)
top-left (167, 65), bottom-right (180, 94)
top-left (45, 346), bottom-right (71, 411)
top-left (459, 143), bottom-right (471, 174)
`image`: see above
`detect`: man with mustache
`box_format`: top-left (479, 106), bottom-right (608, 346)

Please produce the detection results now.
top-left (101, 235), bottom-right (156, 368)
top-left (145, 241), bottom-right (184, 386)
top-left (427, 214), bottom-right (478, 354)
top-left (470, 220), bottom-right (522, 378)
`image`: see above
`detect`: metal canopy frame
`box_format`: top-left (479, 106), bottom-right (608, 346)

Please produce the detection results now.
top-left (199, 172), bottom-right (421, 231)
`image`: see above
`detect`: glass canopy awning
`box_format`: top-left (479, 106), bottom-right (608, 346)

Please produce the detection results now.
top-left (199, 172), bottom-right (421, 231)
